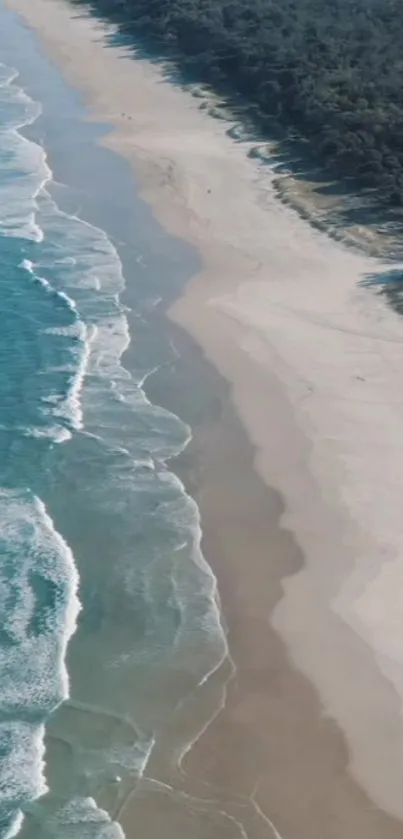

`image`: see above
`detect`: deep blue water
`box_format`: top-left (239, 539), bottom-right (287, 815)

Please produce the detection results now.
top-left (0, 6), bottom-right (227, 838)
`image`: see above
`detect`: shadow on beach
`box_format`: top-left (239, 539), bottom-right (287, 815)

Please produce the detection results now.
top-left (70, 2), bottom-right (403, 266)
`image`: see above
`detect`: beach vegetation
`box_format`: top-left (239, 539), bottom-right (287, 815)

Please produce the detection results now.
top-left (70, 0), bottom-right (403, 208)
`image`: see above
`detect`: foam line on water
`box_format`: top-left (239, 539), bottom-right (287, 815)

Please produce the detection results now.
top-left (0, 62), bottom-right (49, 242)
top-left (32, 189), bottom-right (187, 454)
top-left (44, 797), bottom-right (125, 839)
top-left (4, 812), bottom-right (23, 839)
top-left (0, 66), bottom-right (18, 87)
top-left (21, 258), bottom-right (78, 314)
top-left (0, 57), bottom-right (229, 839)
top-left (20, 256), bottom-right (94, 436)
top-left (30, 194), bottom-right (233, 820)
top-left (0, 488), bottom-right (80, 835)
top-left (34, 181), bottom-right (230, 775)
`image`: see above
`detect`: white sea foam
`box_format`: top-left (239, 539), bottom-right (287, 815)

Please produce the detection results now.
top-left (0, 489), bottom-right (80, 704)
top-left (19, 256), bottom-right (93, 434)
top-left (4, 812), bottom-right (24, 839)
top-left (31, 189), bottom-right (230, 816)
top-left (53, 322), bottom-right (95, 432)
top-left (0, 488), bottom-right (80, 834)
top-left (27, 186), bottom-right (177, 455)
top-left (0, 722), bottom-right (47, 808)
top-left (0, 82), bottom-right (41, 131)
top-left (0, 128), bottom-right (49, 241)
top-left (32, 186), bottom-right (227, 670)
top-left (23, 425), bottom-right (72, 443)
top-left (43, 798), bottom-right (125, 839)
top-left (21, 258), bottom-right (78, 313)
top-left (28, 191), bottom-right (130, 438)
top-left (0, 64), bottom-right (49, 242)
top-left (0, 53), bottom-right (227, 839)
top-left (0, 67), bottom-right (18, 88)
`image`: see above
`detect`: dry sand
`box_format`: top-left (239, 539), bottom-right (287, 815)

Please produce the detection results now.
top-left (6, 0), bottom-right (403, 835)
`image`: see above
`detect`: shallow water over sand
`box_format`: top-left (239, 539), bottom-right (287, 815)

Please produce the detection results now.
top-left (0, 6), bottom-right (228, 837)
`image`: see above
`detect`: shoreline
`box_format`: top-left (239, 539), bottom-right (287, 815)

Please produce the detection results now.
top-left (145, 321), bottom-right (403, 839)
top-left (5, 0), bottom-right (403, 836)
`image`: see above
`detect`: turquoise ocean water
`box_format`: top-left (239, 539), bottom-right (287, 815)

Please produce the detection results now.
top-left (0, 6), bottom-right (227, 838)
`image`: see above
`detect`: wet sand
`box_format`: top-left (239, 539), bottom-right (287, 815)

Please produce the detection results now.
top-left (144, 324), bottom-right (403, 839)
top-left (6, 0), bottom-right (403, 836)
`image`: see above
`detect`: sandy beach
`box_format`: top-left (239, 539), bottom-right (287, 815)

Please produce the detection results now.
top-left (6, 0), bottom-right (403, 836)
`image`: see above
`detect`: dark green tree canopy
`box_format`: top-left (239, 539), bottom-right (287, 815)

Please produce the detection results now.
top-left (71, 0), bottom-right (403, 207)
